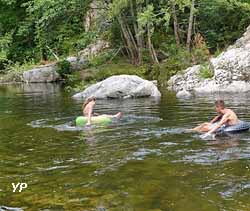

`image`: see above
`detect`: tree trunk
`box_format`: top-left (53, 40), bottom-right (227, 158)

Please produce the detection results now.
top-left (171, 1), bottom-right (180, 47)
top-left (118, 17), bottom-right (135, 63)
top-left (118, 16), bottom-right (140, 65)
top-left (129, 0), bottom-right (143, 65)
top-left (147, 24), bottom-right (159, 64)
top-left (186, 0), bottom-right (195, 51)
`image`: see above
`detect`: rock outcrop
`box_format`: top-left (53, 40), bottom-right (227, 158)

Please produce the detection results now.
top-left (22, 39), bottom-right (108, 83)
top-left (73, 75), bottom-right (161, 99)
top-left (66, 56), bottom-right (86, 71)
top-left (168, 25), bottom-right (250, 94)
top-left (167, 65), bottom-right (205, 92)
top-left (23, 63), bottom-right (60, 83)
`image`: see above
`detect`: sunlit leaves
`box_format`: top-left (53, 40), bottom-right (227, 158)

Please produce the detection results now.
top-left (138, 4), bottom-right (171, 33)
top-left (109, 0), bottom-right (129, 18)
top-left (0, 32), bottom-right (13, 61)
top-left (138, 4), bottom-right (155, 28)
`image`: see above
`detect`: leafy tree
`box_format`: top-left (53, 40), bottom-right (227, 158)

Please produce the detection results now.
top-left (1, 0), bottom-right (250, 73)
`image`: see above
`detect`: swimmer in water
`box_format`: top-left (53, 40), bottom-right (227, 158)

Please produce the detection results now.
top-left (189, 100), bottom-right (240, 138)
top-left (82, 96), bottom-right (122, 126)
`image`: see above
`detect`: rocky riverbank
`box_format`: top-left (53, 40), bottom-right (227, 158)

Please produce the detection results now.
top-left (2, 25), bottom-right (250, 101)
top-left (0, 40), bottom-right (109, 84)
top-left (168, 25), bottom-right (250, 98)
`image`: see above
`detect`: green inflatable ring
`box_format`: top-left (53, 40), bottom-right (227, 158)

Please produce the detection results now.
top-left (76, 116), bottom-right (112, 126)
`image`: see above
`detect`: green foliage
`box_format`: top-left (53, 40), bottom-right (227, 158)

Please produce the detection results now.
top-left (192, 46), bottom-right (210, 64)
top-left (109, 0), bottom-right (130, 18)
top-left (138, 4), bottom-right (171, 37)
top-left (149, 46), bottom-right (192, 85)
top-left (63, 73), bottom-right (96, 93)
top-left (214, 48), bottom-right (223, 57)
top-left (138, 5), bottom-right (156, 28)
top-left (69, 81), bottom-right (96, 93)
top-left (0, 0), bottom-right (92, 66)
top-left (0, 32), bottom-right (12, 62)
top-left (1, 0), bottom-right (250, 84)
top-left (93, 62), bottom-right (148, 81)
top-left (74, 32), bottom-right (98, 52)
top-left (56, 60), bottom-right (71, 78)
top-left (88, 50), bottom-right (116, 67)
top-left (198, 0), bottom-right (250, 50)
top-left (0, 71), bottom-right (22, 83)
top-left (199, 65), bottom-right (214, 79)
top-left (0, 61), bottom-right (35, 82)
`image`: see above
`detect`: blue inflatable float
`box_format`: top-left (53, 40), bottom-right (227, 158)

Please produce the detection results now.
top-left (216, 120), bottom-right (250, 133)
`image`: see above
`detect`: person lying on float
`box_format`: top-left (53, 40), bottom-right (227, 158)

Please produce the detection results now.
top-left (190, 100), bottom-right (239, 135)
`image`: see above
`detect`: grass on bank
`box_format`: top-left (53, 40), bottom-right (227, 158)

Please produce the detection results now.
top-left (0, 62), bottom-right (37, 83)
top-left (63, 61), bottom-right (148, 93)
top-left (0, 44), bottom-right (216, 92)
top-left (199, 64), bottom-right (214, 79)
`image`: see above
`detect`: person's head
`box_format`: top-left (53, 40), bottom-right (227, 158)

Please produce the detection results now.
top-left (215, 100), bottom-right (225, 113)
top-left (83, 96), bottom-right (96, 109)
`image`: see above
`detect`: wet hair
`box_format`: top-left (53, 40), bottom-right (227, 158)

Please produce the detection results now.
top-left (215, 100), bottom-right (225, 108)
top-left (82, 96), bottom-right (96, 109)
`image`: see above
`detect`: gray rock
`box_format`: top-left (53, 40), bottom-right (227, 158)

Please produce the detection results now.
top-left (66, 56), bottom-right (78, 70)
top-left (211, 48), bottom-right (250, 83)
top-left (167, 65), bottom-right (205, 92)
top-left (168, 25), bottom-right (250, 94)
top-left (195, 80), bottom-right (250, 94)
top-left (66, 56), bottom-right (87, 70)
top-left (23, 63), bottom-right (60, 83)
top-left (176, 90), bottom-right (192, 99)
top-left (73, 75), bottom-right (161, 99)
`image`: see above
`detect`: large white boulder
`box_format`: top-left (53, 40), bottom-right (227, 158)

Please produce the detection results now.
top-left (23, 63), bottom-right (60, 83)
top-left (168, 25), bottom-right (250, 94)
top-left (211, 48), bottom-right (250, 84)
top-left (73, 75), bottom-right (161, 99)
top-left (167, 65), bottom-right (208, 92)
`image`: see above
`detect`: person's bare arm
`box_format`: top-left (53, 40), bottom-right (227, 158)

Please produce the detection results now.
top-left (201, 114), bottom-right (230, 139)
top-left (208, 113), bottom-right (230, 134)
top-left (210, 114), bottom-right (222, 124)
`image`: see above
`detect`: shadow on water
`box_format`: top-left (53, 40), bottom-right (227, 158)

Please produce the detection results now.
top-left (1, 84), bottom-right (250, 210)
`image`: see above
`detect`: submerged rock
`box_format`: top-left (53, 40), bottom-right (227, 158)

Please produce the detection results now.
top-left (23, 63), bottom-right (60, 83)
top-left (168, 25), bottom-right (250, 94)
top-left (73, 75), bottom-right (161, 99)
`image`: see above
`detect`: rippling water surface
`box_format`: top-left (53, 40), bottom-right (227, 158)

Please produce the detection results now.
top-left (1, 84), bottom-right (250, 211)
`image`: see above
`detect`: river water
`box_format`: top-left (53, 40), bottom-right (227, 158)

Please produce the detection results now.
top-left (0, 84), bottom-right (250, 211)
